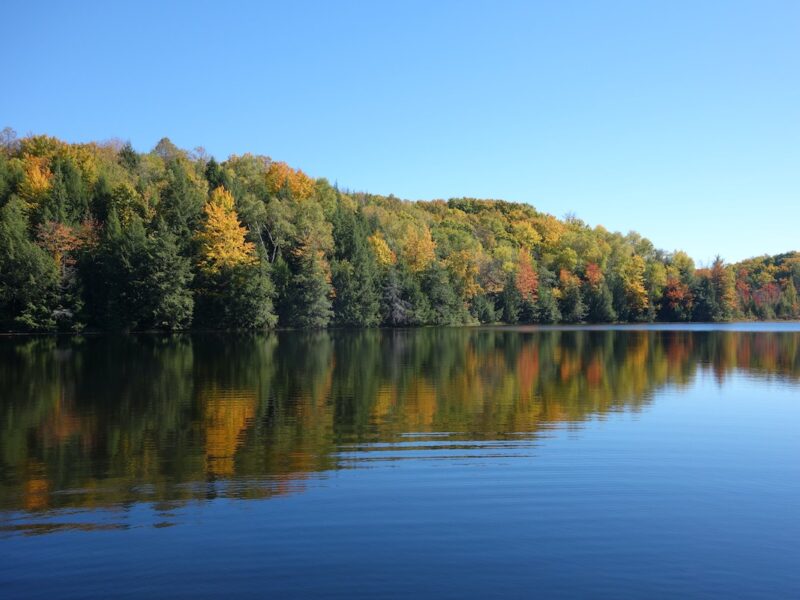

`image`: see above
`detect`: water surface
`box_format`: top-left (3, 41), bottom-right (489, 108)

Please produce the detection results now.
top-left (1, 326), bottom-right (799, 598)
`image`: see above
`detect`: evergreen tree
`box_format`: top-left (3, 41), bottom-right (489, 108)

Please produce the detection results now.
top-left (37, 162), bottom-right (68, 225)
top-left (470, 294), bottom-right (500, 323)
top-left (585, 281), bottom-right (617, 323)
top-left (422, 263), bottom-right (466, 325)
top-left (560, 283), bottom-right (587, 323)
top-left (332, 258), bottom-right (380, 327)
top-left (691, 276), bottom-right (717, 322)
top-left (777, 278), bottom-right (798, 318)
top-left (0, 154), bottom-right (15, 205)
top-left (33, 156), bottom-right (88, 226)
top-left (58, 156), bottom-right (89, 223)
top-left (381, 268), bottom-right (412, 326)
top-left (223, 261), bottom-right (276, 329)
top-left (195, 260), bottom-right (275, 329)
top-left (118, 142), bottom-right (140, 171)
top-left (288, 245), bottom-right (334, 328)
top-left (205, 157), bottom-right (231, 191)
top-left (158, 160), bottom-right (205, 246)
top-left (535, 286), bottom-right (562, 323)
top-left (501, 273), bottom-right (522, 324)
top-left (139, 222), bottom-right (194, 330)
top-left (692, 259), bottom-right (737, 322)
top-left (91, 175), bottom-right (114, 223)
top-left (80, 210), bottom-right (149, 330)
top-left (402, 268), bottom-right (431, 325)
top-left (331, 206), bottom-right (380, 327)
top-left (0, 198), bottom-right (59, 331)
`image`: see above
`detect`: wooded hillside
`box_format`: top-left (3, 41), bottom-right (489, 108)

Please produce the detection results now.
top-left (0, 129), bottom-right (797, 331)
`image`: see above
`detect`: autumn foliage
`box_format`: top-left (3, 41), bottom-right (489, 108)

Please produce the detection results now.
top-left (197, 186), bottom-right (257, 274)
top-left (0, 128), bottom-right (797, 332)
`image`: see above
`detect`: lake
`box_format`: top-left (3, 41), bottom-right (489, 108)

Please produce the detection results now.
top-left (1, 325), bottom-right (799, 598)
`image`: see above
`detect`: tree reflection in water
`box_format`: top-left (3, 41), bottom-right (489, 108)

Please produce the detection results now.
top-left (1, 328), bottom-right (799, 518)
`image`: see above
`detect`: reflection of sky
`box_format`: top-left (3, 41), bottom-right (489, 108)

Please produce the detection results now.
top-left (2, 372), bottom-right (800, 597)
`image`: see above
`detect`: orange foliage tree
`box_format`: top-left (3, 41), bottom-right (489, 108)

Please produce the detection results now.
top-left (515, 250), bottom-right (538, 302)
top-left (265, 162), bottom-right (315, 200)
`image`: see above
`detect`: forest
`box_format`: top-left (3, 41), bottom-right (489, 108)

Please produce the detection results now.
top-left (0, 128), bottom-right (798, 332)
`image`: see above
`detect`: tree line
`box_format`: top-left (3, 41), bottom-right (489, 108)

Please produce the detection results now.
top-left (0, 129), bottom-right (797, 331)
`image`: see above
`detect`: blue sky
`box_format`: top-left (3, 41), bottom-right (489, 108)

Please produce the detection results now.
top-left (2, 0), bottom-right (798, 263)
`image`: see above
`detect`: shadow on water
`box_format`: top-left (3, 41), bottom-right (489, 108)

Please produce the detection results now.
top-left (1, 327), bottom-right (799, 532)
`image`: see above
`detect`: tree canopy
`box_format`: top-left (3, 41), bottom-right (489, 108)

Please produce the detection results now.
top-left (0, 130), bottom-right (796, 331)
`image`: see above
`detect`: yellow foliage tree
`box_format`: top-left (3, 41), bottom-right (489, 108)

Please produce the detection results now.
top-left (265, 161), bottom-right (315, 200)
top-left (197, 186), bottom-right (257, 274)
top-left (368, 232), bottom-right (397, 267)
top-left (623, 254), bottom-right (649, 314)
top-left (445, 249), bottom-right (482, 298)
top-left (511, 221), bottom-right (541, 250)
top-left (18, 155), bottom-right (52, 207)
top-left (401, 224), bottom-right (436, 273)
top-left (532, 215), bottom-right (564, 246)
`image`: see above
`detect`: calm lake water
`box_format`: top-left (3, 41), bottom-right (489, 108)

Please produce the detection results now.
top-left (1, 325), bottom-right (799, 598)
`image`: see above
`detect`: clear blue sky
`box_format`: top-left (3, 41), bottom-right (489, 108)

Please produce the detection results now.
top-left (2, 0), bottom-right (798, 264)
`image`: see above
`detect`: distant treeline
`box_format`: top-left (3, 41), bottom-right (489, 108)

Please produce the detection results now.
top-left (0, 128), bottom-right (797, 331)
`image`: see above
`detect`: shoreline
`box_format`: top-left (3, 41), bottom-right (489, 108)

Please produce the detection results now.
top-left (2, 320), bottom-right (800, 338)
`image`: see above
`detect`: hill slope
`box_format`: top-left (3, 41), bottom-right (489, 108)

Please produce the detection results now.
top-left (0, 131), bottom-right (797, 331)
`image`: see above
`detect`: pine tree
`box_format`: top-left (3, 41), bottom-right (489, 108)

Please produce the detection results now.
top-left (535, 286), bottom-right (562, 323)
top-left (422, 263), bottom-right (467, 325)
top-left (381, 268), bottom-right (412, 326)
top-left (331, 206), bottom-right (380, 327)
top-left (560, 283), bottom-right (587, 323)
top-left (140, 221), bottom-right (194, 330)
top-left (585, 281), bottom-right (617, 322)
top-left (470, 294), bottom-right (500, 323)
top-left (289, 242), bottom-right (334, 328)
top-left (80, 209), bottom-right (149, 330)
top-left (501, 273), bottom-right (522, 324)
top-left (195, 259), bottom-right (276, 329)
top-left (778, 278), bottom-right (798, 318)
top-left (0, 198), bottom-right (59, 331)
top-left (158, 160), bottom-right (204, 245)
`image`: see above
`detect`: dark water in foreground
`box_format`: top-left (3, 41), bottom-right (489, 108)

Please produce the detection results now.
top-left (1, 325), bottom-right (799, 598)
